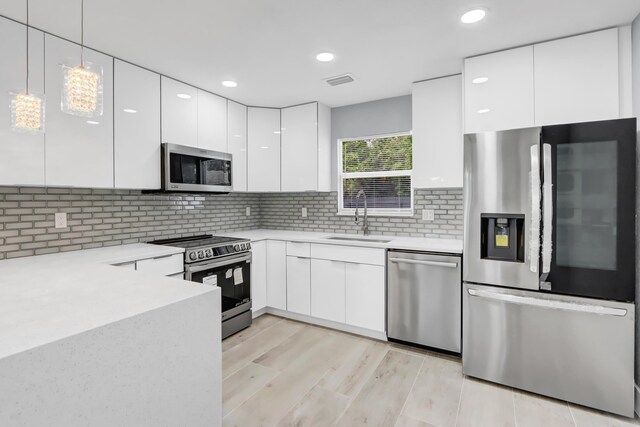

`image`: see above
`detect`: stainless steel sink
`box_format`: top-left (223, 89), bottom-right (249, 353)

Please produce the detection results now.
top-left (324, 236), bottom-right (392, 243)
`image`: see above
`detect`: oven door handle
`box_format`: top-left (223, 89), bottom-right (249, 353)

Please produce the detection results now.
top-left (186, 253), bottom-right (251, 274)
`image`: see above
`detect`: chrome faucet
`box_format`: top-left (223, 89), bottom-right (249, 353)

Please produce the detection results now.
top-left (354, 189), bottom-right (370, 235)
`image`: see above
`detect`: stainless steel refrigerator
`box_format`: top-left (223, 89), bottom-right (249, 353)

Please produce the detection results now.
top-left (463, 118), bottom-right (636, 417)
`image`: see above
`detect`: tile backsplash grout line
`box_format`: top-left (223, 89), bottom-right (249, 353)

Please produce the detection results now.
top-left (0, 187), bottom-right (462, 260)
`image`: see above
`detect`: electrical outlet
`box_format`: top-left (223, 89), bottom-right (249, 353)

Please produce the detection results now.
top-left (301, 207), bottom-right (308, 218)
top-left (245, 207), bottom-right (251, 216)
top-left (422, 209), bottom-right (435, 221)
top-left (54, 212), bottom-right (67, 229)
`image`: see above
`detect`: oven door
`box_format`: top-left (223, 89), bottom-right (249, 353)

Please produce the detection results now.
top-left (185, 252), bottom-right (251, 321)
top-left (162, 143), bottom-right (232, 192)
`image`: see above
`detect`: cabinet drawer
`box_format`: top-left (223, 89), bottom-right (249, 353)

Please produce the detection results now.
top-left (135, 253), bottom-right (183, 276)
top-left (310, 244), bottom-right (385, 266)
top-left (286, 241), bottom-right (310, 257)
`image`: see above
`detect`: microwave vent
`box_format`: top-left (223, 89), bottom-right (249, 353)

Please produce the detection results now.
top-left (325, 73), bottom-right (355, 86)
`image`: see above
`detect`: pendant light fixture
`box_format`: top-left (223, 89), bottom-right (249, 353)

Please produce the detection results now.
top-left (9, 0), bottom-right (46, 133)
top-left (61, 0), bottom-right (103, 117)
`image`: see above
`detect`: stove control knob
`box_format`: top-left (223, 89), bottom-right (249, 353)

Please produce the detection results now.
top-left (234, 244), bottom-right (240, 251)
top-left (197, 250), bottom-right (205, 259)
top-left (205, 249), bottom-right (212, 258)
top-left (189, 252), bottom-right (197, 261)
top-left (246, 243), bottom-right (251, 250)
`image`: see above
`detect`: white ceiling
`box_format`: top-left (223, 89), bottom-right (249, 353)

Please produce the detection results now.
top-left (2, 0), bottom-right (640, 108)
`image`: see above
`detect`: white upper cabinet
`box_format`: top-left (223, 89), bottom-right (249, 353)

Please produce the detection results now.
top-left (412, 75), bottom-right (463, 188)
top-left (227, 100), bottom-right (248, 192)
top-left (281, 102), bottom-right (318, 191)
top-left (281, 102), bottom-right (331, 192)
top-left (464, 46), bottom-right (535, 133)
top-left (197, 90), bottom-right (227, 152)
top-left (0, 19), bottom-right (45, 186)
top-left (45, 35), bottom-right (114, 188)
top-left (534, 28), bottom-right (619, 126)
top-left (248, 107), bottom-right (281, 192)
top-left (114, 60), bottom-right (161, 189)
top-left (161, 76), bottom-right (198, 147)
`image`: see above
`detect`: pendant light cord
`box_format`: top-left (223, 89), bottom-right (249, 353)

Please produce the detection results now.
top-left (80, 0), bottom-right (84, 66)
top-left (25, 0), bottom-right (29, 92)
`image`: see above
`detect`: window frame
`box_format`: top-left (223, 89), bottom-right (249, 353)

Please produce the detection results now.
top-left (336, 131), bottom-right (414, 217)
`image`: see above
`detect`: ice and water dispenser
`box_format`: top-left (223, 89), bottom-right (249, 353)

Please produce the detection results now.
top-left (480, 214), bottom-right (525, 262)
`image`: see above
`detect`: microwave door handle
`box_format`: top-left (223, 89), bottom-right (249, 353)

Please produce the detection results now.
top-left (529, 144), bottom-right (541, 273)
top-left (542, 143), bottom-right (553, 274)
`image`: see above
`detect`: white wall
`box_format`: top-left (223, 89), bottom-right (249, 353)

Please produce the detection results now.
top-left (330, 95), bottom-right (412, 190)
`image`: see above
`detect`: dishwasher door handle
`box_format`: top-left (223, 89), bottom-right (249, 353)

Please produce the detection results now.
top-left (388, 257), bottom-right (458, 268)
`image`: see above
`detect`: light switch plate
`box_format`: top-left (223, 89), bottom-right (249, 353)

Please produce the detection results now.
top-left (301, 207), bottom-right (308, 218)
top-left (54, 212), bottom-right (67, 229)
top-left (245, 207), bottom-right (251, 216)
top-left (422, 209), bottom-right (435, 221)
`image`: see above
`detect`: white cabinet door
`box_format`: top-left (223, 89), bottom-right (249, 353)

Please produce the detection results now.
top-left (266, 240), bottom-right (287, 310)
top-left (464, 46), bottom-right (535, 133)
top-left (286, 256), bottom-right (311, 315)
top-left (345, 263), bottom-right (385, 332)
top-left (412, 75), bottom-right (463, 188)
top-left (227, 100), bottom-right (248, 192)
top-left (248, 107), bottom-right (281, 192)
top-left (251, 240), bottom-right (267, 312)
top-left (317, 103), bottom-right (332, 192)
top-left (311, 259), bottom-right (345, 323)
top-left (45, 35), bottom-right (114, 188)
top-left (197, 90), bottom-right (227, 152)
top-left (281, 102), bottom-right (317, 191)
top-left (114, 60), bottom-right (160, 189)
top-left (161, 77), bottom-right (197, 147)
top-left (534, 29), bottom-right (619, 126)
top-left (0, 19), bottom-right (45, 186)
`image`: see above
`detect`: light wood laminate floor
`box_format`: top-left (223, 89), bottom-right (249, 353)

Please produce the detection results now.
top-left (222, 315), bottom-right (639, 427)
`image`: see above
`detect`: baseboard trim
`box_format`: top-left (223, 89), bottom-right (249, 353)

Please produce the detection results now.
top-left (251, 307), bottom-right (268, 319)
top-left (263, 307), bottom-right (387, 341)
top-left (635, 383), bottom-right (640, 416)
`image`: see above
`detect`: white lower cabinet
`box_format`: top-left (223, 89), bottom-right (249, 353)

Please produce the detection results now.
top-left (266, 240), bottom-right (287, 310)
top-left (345, 263), bottom-right (386, 332)
top-left (135, 253), bottom-right (184, 276)
top-left (310, 259), bottom-right (345, 323)
top-left (251, 241), bottom-right (267, 312)
top-left (286, 256), bottom-right (311, 315)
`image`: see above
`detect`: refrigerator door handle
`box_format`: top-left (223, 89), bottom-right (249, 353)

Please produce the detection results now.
top-left (542, 143), bottom-right (553, 274)
top-left (529, 145), bottom-right (541, 273)
top-left (467, 288), bottom-right (627, 316)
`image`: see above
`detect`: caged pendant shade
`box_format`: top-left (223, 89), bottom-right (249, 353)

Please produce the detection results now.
top-left (61, 0), bottom-right (103, 118)
top-left (10, 0), bottom-right (45, 134)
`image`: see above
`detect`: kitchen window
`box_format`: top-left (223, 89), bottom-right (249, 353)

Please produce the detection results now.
top-left (337, 133), bottom-right (413, 216)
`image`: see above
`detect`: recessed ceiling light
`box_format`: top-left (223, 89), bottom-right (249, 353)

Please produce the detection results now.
top-left (232, 134), bottom-right (242, 138)
top-left (222, 80), bottom-right (238, 88)
top-left (260, 146), bottom-right (269, 149)
top-left (316, 52), bottom-right (335, 62)
top-left (273, 131), bottom-right (281, 135)
top-left (477, 108), bottom-right (491, 114)
top-left (472, 77), bottom-right (489, 84)
top-left (176, 93), bottom-right (191, 99)
top-left (123, 108), bottom-right (137, 113)
top-left (86, 120), bottom-right (100, 125)
top-left (461, 8), bottom-right (486, 24)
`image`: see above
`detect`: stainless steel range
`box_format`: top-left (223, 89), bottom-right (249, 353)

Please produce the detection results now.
top-left (150, 234), bottom-right (252, 339)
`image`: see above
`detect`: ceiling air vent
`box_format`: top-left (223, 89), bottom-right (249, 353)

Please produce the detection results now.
top-left (325, 73), bottom-right (355, 86)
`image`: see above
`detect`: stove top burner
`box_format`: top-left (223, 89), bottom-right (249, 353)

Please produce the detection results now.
top-left (149, 234), bottom-right (251, 263)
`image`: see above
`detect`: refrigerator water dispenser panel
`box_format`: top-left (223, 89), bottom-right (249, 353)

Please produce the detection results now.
top-left (480, 214), bottom-right (525, 262)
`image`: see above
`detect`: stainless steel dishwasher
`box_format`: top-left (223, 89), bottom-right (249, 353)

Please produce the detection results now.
top-left (387, 250), bottom-right (462, 353)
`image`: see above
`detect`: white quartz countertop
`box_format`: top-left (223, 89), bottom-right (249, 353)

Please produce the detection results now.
top-left (219, 229), bottom-right (463, 254)
top-left (0, 244), bottom-right (217, 360)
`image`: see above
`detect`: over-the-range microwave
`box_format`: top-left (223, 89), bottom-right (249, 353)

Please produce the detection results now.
top-left (161, 143), bottom-right (233, 193)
